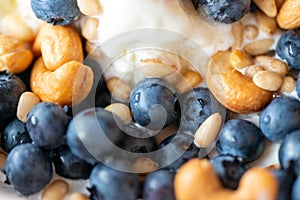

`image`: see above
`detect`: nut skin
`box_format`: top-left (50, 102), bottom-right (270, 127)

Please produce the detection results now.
top-left (0, 35), bottom-right (33, 74)
top-left (33, 24), bottom-right (84, 70)
top-left (30, 57), bottom-right (93, 107)
top-left (206, 50), bottom-right (273, 114)
top-left (277, 0), bottom-right (300, 29)
top-left (174, 158), bottom-right (278, 200)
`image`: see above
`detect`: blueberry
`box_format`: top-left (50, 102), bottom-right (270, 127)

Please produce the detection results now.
top-left (177, 87), bottom-right (224, 134)
top-left (120, 123), bottom-right (157, 153)
top-left (279, 130), bottom-right (300, 176)
top-left (51, 146), bottom-right (93, 179)
top-left (31, 0), bottom-right (80, 25)
top-left (157, 133), bottom-right (201, 172)
top-left (1, 118), bottom-right (32, 153)
top-left (193, 0), bottom-right (251, 24)
top-left (89, 161), bottom-right (139, 200)
top-left (271, 169), bottom-right (294, 200)
top-left (129, 78), bottom-right (178, 130)
top-left (260, 96), bottom-right (300, 142)
top-left (276, 27), bottom-right (300, 71)
top-left (216, 119), bottom-right (265, 162)
top-left (296, 74), bottom-right (300, 98)
top-left (2, 143), bottom-right (53, 196)
top-left (143, 170), bottom-right (176, 200)
top-left (292, 175), bottom-right (300, 200)
top-left (66, 107), bottom-right (126, 165)
top-left (0, 71), bottom-right (26, 130)
top-left (26, 102), bottom-right (70, 149)
top-left (210, 155), bottom-right (248, 189)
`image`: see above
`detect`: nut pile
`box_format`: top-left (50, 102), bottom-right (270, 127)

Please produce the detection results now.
top-left (1, 0), bottom-right (300, 200)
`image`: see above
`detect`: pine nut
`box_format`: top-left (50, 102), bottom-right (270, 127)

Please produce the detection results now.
top-left (244, 24), bottom-right (259, 40)
top-left (107, 77), bottom-right (132, 101)
top-left (229, 49), bottom-right (253, 69)
top-left (176, 70), bottom-right (203, 93)
top-left (194, 113), bottom-right (222, 148)
top-left (42, 180), bottom-right (69, 200)
top-left (132, 158), bottom-right (159, 174)
top-left (254, 55), bottom-right (289, 77)
top-left (244, 38), bottom-right (274, 56)
top-left (17, 92), bottom-right (41, 123)
top-left (82, 17), bottom-right (99, 41)
top-left (253, 70), bottom-right (283, 91)
top-left (232, 21), bottom-right (243, 49)
top-left (77, 0), bottom-right (102, 16)
top-left (105, 103), bottom-right (132, 123)
top-left (280, 76), bottom-right (295, 93)
top-left (245, 65), bottom-right (265, 79)
top-left (254, 10), bottom-right (277, 36)
top-left (69, 193), bottom-right (89, 200)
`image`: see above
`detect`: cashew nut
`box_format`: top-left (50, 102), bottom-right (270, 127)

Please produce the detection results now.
top-left (206, 50), bottom-right (273, 113)
top-left (33, 24), bottom-right (83, 70)
top-left (30, 57), bottom-right (93, 107)
top-left (0, 35), bottom-right (33, 73)
top-left (174, 159), bottom-right (278, 200)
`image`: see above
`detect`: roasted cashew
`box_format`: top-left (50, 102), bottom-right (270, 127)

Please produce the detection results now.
top-left (30, 57), bottom-right (93, 107)
top-left (174, 159), bottom-right (278, 200)
top-left (206, 50), bottom-right (273, 114)
top-left (0, 35), bottom-right (33, 73)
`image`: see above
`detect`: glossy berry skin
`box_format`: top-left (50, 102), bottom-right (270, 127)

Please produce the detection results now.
top-left (0, 71), bottom-right (26, 130)
top-left (177, 87), bottom-right (215, 134)
top-left (129, 78), bottom-right (178, 130)
top-left (276, 27), bottom-right (300, 70)
top-left (67, 107), bottom-right (126, 165)
top-left (296, 74), bottom-right (300, 99)
top-left (210, 155), bottom-right (248, 189)
top-left (271, 169), bottom-right (294, 200)
top-left (260, 96), bottom-right (300, 142)
top-left (143, 170), bottom-right (176, 200)
top-left (216, 119), bottom-right (265, 162)
top-left (193, 0), bottom-right (251, 24)
top-left (158, 133), bottom-right (200, 172)
top-left (292, 175), bottom-right (300, 200)
top-left (279, 130), bottom-right (300, 176)
top-left (31, 0), bottom-right (80, 25)
top-left (2, 143), bottom-right (53, 196)
top-left (26, 102), bottom-right (70, 149)
top-left (120, 123), bottom-right (157, 153)
top-left (51, 146), bottom-right (93, 180)
top-left (89, 162), bottom-right (139, 200)
top-left (1, 118), bottom-right (32, 153)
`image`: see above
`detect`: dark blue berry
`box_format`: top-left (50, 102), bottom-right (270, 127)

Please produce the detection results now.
top-left (157, 133), bottom-right (201, 172)
top-left (276, 27), bottom-right (300, 71)
top-left (66, 107), bottom-right (126, 165)
top-left (292, 175), bottom-right (300, 200)
top-left (51, 146), bottom-right (93, 180)
top-left (31, 0), bottom-right (80, 25)
top-left (120, 123), bottom-right (157, 153)
top-left (296, 74), bottom-right (300, 99)
top-left (216, 119), bottom-right (265, 162)
top-left (260, 96), bottom-right (300, 142)
top-left (1, 118), bottom-right (32, 153)
top-left (279, 130), bottom-right (300, 176)
top-left (271, 169), bottom-right (294, 200)
top-left (210, 155), bottom-right (248, 189)
top-left (26, 102), bottom-right (70, 149)
top-left (143, 170), bottom-right (175, 200)
top-left (0, 71), bottom-right (26, 130)
top-left (177, 87), bottom-right (225, 134)
top-left (129, 78), bottom-right (178, 130)
top-left (89, 161), bottom-right (139, 200)
top-left (193, 0), bottom-right (251, 24)
top-left (2, 143), bottom-right (53, 196)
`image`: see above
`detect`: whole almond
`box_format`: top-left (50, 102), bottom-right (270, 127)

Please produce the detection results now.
top-left (277, 0), bottom-right (300, 29)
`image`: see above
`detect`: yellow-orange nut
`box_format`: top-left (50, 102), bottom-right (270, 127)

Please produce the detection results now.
top-left (174, 158), bottom-right (278, 200)
top-left (206, 50), bottom-right (273, 113)
top-left (33, 24), bottom-right (84, 70)
top-left (30, 57), bottom-right (93, 107)
top-left (0, 35), bottom-right (33, 73)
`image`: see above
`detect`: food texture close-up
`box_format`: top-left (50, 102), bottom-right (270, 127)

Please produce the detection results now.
top-left (1, 0), bottom-right (300, 199)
